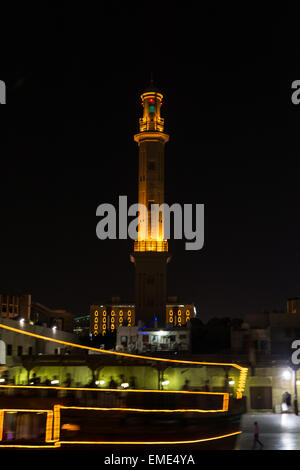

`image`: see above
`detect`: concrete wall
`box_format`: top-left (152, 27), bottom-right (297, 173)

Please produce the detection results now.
top-left (0, 317), bottom-right (80, 367)
top-left (244, 365), bottom-right (299, 412)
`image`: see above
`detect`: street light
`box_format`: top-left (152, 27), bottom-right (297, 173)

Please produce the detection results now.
top-left (282, 370), bottom-right (292, 380)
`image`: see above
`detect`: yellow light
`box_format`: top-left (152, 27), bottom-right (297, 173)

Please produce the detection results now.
top-left (0, 410), bottom-right (3, 442)
top-left (0, 408), bottom-right (51, 412)
top-left (0, 384), bottom-right (228, 396)
top-left (236, 367), bottom-right (248, 399)
top-left (46, 411), bottom-right (53, 443)
top-left (53, 405), bottom-right (61, 442)
top-left (52, 400), bottom-right (230, 442)
top-left (0, 444), bottom-right (60, 448)
top-left (61, 424), bottom-right (80, 431)
top-left (55, 431), bottom-right (242, 446)
top-left (58, 405), bottom-right (226, 413)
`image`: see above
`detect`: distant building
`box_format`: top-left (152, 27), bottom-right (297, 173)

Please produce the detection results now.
top-left (165, 300), bottom-right (195, 327)
top-left (0, 294), bottom-right (31, 321)
top-left (231, 299), bottom-right (300, 358)
top-left (0, 293), bottom-right (74, 333)
top-left (286, 298), bottom-right (300, 314)
top-left (0, 317), bottom-right (79, 370)
top-left (73, 315), bottom-right (90, 336)
top-left (116, 324), bottom-right (191, 354)
top-left (90, 298), bottom-right (135, 337)
top-left (89, 296), bottom-right (195, 338)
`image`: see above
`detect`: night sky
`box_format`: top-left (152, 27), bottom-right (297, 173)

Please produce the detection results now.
top-left (2, 5), bottom-right (299, 322)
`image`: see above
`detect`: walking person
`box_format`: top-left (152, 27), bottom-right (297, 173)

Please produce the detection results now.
top-left (252, 421), bottom-right (264, 449)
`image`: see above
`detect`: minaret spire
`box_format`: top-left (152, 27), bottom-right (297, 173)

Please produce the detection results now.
top-left (131, 83), bottom-right (170, 326)
top-left (149, 71), bottom-right (154, 89)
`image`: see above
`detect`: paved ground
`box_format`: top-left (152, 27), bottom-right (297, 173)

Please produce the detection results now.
top-left (235, 413), bottom-right (300, 450)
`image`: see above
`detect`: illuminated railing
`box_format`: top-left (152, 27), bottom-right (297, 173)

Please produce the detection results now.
top-left (0, 387), bottom-right (234, 447)
top-left (139, 117), bottom-right (164, 132)
top-left (0, 385), bottom-right (228, 413)
top-left (0, 322), bottom-right (248, 400)
top-left (0, 401), bottom-right (242, 447)
top-left (134, 239), bottom-right (168, 252)
top-left (236, 367), bottom-right (248, 399)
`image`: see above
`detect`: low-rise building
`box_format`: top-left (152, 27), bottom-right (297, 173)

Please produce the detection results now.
top-left (0, 293), bottom-right (75, 332)
top-left (116, 324), bottom-right (191, 354)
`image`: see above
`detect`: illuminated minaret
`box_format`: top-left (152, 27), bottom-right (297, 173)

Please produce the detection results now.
top-left (131, 80), bottom-right (170, 326)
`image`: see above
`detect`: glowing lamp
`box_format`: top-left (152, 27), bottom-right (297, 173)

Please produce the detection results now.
top-left (282, 370), bottom-right (292, 380)
top-left (51, 379), bottom-right (59, 385)
top-left (157, 330), bottom-right (168, 336)
top-left (161, 380), bottom-right (170, 386)
top-left (228, 380), bottom-right (235, 386)
top-left (96, 380), bottom-right (105, 386)
top-left (121, 382), bottom-right (129, 388)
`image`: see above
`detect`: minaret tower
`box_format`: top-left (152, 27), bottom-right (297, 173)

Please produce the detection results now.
top-left (131, 80), bottom-right (170, 326)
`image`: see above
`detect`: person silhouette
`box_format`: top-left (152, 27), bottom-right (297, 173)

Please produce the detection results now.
top-left (252, 421), bottom-right (264, 449)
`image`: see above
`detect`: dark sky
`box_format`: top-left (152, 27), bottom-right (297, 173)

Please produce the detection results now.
top-left (2, 5), bottom-right (299, 322)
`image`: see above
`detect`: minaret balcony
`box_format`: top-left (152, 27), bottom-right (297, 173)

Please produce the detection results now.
top-left (139, 117), bottom-right (164, 133)
top-left (134, 239), bottom-right (168, 252)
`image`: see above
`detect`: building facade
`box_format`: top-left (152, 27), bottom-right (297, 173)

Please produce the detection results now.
top-left (89, 296), bottom-right (195, 337)
top-left (116, 325), bottom-right (191, 354)
top-left (0, 293), bottom-right (74, 332)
